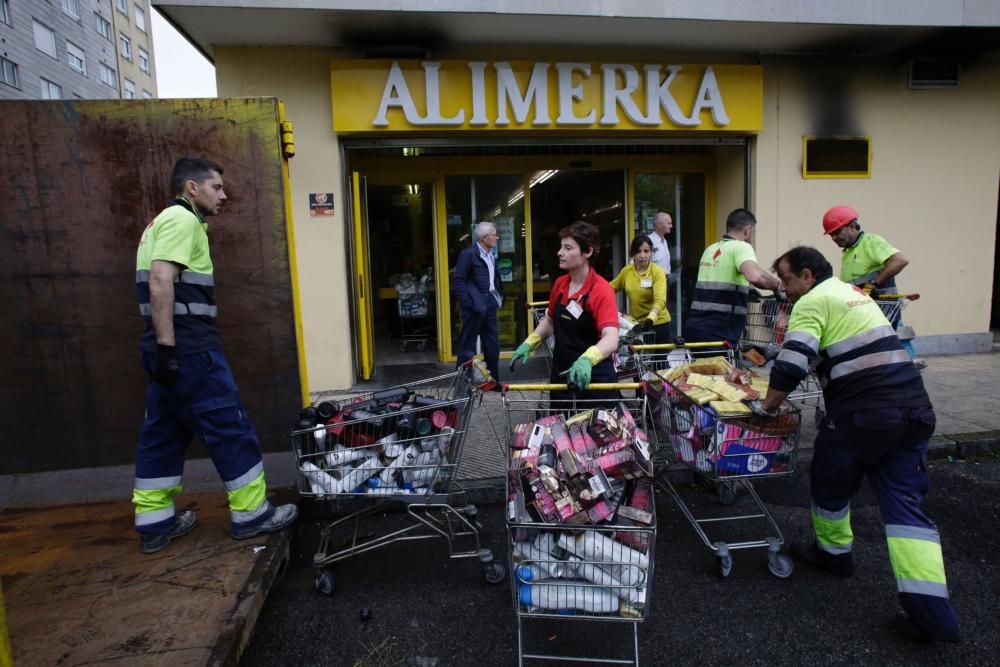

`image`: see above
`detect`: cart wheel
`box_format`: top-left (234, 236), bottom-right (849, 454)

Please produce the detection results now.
top-left (717, 482), bottom-right (737, 506)
top-left (417, 341), bottom-right (427, 352)
top-left (718, 555), bottom-right (734, 579)
top-left (315, 569), bottom-right (335, 596)
top-left (399, 341), bottom-right (407, 352)
top-left (483, 561), bottom-right (507, 584)
top-left (768, 553), bottom-right (795, 579)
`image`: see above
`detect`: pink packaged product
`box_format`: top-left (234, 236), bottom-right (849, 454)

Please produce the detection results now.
top-left (511, 422), bottom-right (530, 450)
top-left (614, 478), bottom-right (654, 552)
top-left (618, 403), bottom-right (636, 430)
top-left (568, 424), bottom-right (590, 456)
top-left (550, 421), bottom-right (573, 454)
top-left (593, 450), bottom-right (645, 481)
top-left (535, 414), bottom-right (564, 428)
top-left (586, 498), bottom-right (615, 523)
top-left (593, 437), bottom-right (630, 458)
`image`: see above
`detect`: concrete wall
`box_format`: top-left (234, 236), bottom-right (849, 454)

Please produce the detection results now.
top-left (754, 55), bottom-right (1000, 340)
top-left (216, 46), bottom-right (354, 393)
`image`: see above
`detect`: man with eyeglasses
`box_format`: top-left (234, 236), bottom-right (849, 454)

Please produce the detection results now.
top-left (453, 221), bottom-right (504, 384)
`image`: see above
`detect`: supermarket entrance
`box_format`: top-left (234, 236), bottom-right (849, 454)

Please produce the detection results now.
top-left (346, 141), bottom-right (741, 384)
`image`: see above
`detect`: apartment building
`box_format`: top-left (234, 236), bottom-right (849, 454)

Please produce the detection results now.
top-left (0, 0), bottom-right (155, 100)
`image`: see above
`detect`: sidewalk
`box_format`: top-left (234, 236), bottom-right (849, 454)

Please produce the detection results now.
top-left (2, 351), bottom-right (998, 665)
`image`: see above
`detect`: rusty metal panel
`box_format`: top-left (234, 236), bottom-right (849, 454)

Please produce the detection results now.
top-left (0, 98), bottom-right (301, 475)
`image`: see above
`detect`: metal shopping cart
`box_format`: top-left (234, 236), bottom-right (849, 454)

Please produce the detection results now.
top-left (634, 348), bottom-right (800, 579)
top-left (395, 273), bottom-right (434, 352)
top-left (291, 365), bottom-right (505, 596)
top-left (502, 382), bottom-right (656, 666)
top-left (525, 301), bottom-right (556, 375)
top-left (741, 292), bottom-right (825, 419)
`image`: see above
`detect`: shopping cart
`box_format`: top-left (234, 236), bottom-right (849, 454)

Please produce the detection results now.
top-left (741, 292), bottom-right (825, 418)
top-left (871, 292), bottom-right (920, 325)
top-left (395, 273), bottom-right (434, 352)
top-left (503, 382), bottom-right (656, 666)
top-left (525, 300), bottom-right (556, 375)
top-left (634, 351), bottom-right (800, 580)
top-left (291, 365), bottom-right (505, 596)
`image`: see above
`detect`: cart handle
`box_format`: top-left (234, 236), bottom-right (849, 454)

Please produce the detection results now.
top-left (525, 300), bottom-right (549, 308)
top-left (875, 293), bottom-right (920, 301)
top-left (630, 342), bottom-right (728, 351)
top-left (502, 382), bottom-right (641, 392)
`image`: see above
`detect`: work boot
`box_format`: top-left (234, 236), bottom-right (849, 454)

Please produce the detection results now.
top-left (231, 503), bottom-right (299, 540)
top-left (788, 540), bottom-right (854, 578)
top-left (892, 612), bottom-right (961, 644)
top-left (139, 510), bottom-right (198, 554)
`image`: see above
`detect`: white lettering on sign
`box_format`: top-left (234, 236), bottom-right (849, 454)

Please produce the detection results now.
top-left (371, 61), bottom-right (732, 128)
top-left (495, 62), bottom-right (550, 126)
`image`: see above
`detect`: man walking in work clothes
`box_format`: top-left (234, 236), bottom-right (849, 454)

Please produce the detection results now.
top-left (759, 246), bottom-right (960, 643)
top-left (133, 157), bottom-right (297, 554)
top-left (453, 221), bottom-right (504, 383)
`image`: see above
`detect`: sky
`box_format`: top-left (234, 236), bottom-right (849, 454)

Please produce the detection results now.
top-left (151, 9), bottom-right (217, 98)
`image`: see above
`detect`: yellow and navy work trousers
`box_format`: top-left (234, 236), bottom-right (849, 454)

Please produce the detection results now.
top-left (133, 349), bottom-right (274, 534)
top-left (811, 406), bottom-right (960, 641)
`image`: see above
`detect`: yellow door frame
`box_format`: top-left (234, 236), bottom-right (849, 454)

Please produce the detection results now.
top-left (351, 172), bottom-right (375, 379)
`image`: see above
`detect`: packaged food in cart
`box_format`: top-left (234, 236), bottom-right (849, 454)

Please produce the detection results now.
top-left (502, 383), bottom-right (656, 666)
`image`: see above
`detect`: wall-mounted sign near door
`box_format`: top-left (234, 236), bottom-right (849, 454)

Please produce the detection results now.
top-left (309, 192), bottom-right (335, 217)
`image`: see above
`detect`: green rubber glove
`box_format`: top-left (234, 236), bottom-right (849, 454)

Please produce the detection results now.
top-left (509, 343), bottom-right (534, 371)
top-left (566, 356), bottom-right (594, 391)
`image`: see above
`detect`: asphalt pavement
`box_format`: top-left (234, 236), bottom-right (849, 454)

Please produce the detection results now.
top-left (240, 456), bottom-right (1000, 666)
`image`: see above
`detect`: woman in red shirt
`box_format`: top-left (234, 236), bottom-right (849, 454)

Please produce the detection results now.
top-left (510, 221), bottom-right (620, 404)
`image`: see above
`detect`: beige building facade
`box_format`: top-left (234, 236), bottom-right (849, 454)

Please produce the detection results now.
top-left (112, 0), bottom-right (156, 98)
top-left (156, 2), bottom-right (1000, 395)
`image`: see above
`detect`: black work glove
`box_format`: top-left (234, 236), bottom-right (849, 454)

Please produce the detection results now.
top-left (154, 344), bottom-right (179, 385)
top-left (641, 318), bottom-right (655, 332)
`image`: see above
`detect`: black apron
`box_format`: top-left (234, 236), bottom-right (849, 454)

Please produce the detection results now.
top-left (549, 288), bottom-right (620, 409)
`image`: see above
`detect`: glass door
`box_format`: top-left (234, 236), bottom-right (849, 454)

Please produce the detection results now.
top-left (529, 169), bottom-right (628, 290)
top-left (444, 175), bottom-right (528, 358)
top-left (633, 173), bottom-right (706, 336)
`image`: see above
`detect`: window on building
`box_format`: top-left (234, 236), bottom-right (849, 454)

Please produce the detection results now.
top-left (67, 41), bottom-right (86, 75)
top-left (62, 0), bottom-right (80, 19)
top-left (99, 62), bottom-right (116, 87)
top-left (1, 57), bottom-right (19, 88)
top-left (33, 20), bottom-right (58, 59)
top-left (119, 33), bottom-right (132, 61)
top-left (134, 5), bottom-right (146, 32)
top-left (138, 47), bottom-right (149, 73)
top-left (124, 77), bottom-right (135, 99)
top-left (1, 0), bottom-right (10, 26)
top-left (40, 77), bottom-right (63, 99)
top-left (802, 137), bottom-right (872, 179)
top-left (116, 0), bottom-right (127, 15)
top-left (95, 13), bottom-right (112, 40)
top-left (142, 89), bottom-right (152, 99)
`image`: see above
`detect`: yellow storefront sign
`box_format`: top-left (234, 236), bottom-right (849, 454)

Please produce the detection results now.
top-left (331, 60), bottom-right (762, 132)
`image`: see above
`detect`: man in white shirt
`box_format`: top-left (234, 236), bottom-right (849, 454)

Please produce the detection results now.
top-left (649, 212), bottom-right (673, 279)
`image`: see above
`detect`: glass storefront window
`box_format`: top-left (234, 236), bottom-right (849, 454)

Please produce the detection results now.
top-left (445, 175), bottom-right (527, 355)
top-left (633, 172), bottom-right (706, 335)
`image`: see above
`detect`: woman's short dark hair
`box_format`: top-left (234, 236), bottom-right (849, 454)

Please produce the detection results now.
top-left (630, 234), bottom-right (653, 257)
top-left (559, 221), bottom-right (601, 260)
top-left (773, 245), bottom-right (833, 281)
top-left (170, 157), bottom-right (224, 196)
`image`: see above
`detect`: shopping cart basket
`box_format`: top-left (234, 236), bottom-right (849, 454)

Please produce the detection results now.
top-left (502, 382), bottom-right (656, 666)
top-left (292, 365), bottom-right (505, 595)
top-left (872, 292), bottom-right (919, 324)
top-left (395, 273), bottom-right (434, 352)
top-left (741, 292), bottom-right (824, 417)
top-left (635, 352), bottom-right (800, 580)
top-left (525, 301), bottom-right (556, 375)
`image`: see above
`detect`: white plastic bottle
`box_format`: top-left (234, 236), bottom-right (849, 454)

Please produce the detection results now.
top-left (337, 455), bottom-right (381, 493)
top-left (568, 556), bottom-right (646, 606)
top-left (514, 563), bottom-right (548, 584)
top-left (519, 583), bottom-right (620, 613)
top-left (324, 445), bottom-right (368, 468)
top-left (512, 532), bottom-right (566, 578)
top-left (301, 461), bottom-right (338, 495)
top-left (313, 426), bottom-right (327, 450)
top-left (436, 426), bottom-right (454, 458)
top-left (404, 449), bottom-right (442, 486)
top-left (378, 443), bottom-right (419, 485)
top-left (556, 532), bottom-right (648, 586)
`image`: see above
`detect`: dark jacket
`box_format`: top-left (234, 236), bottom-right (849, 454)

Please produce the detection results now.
top-left (452, 244), bottom-right (503, 316)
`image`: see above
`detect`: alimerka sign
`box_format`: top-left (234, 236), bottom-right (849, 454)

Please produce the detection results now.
top-left (331, 60), bottom-right (762, 132)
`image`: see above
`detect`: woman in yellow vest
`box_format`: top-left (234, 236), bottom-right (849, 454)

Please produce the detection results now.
top-left (610, 235), bottom-right (671, 344)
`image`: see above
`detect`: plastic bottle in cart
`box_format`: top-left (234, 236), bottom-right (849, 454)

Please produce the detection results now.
top-left (301, 461), bottom-right (338, 495)
top-left (512, 533), bottom-right (567, 578)
top-left (338, 455), bottom-right (381, 493)
top-left (378, 443), bottom-right (420, 485)
top-left (324, 445), bottom-right (369, 468)
top-left (436, 426), bottom-right (454, 458)
top-left (405, 449), bottom-right (442, 487)
top-left (566, 555), bottom-right (645, 606)
top-left (556, 532), bottom-right (648, 585)
top-left (514, 564), bottom-right (549, 584)
top-left (519, 583), bottom-right (620, 614)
